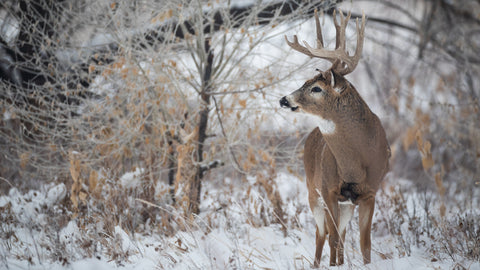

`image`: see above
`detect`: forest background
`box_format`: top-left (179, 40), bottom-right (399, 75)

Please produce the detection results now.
top-left (0, 0), bottom-right (479, 269)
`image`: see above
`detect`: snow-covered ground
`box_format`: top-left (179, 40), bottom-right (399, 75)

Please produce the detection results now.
top-left (1, 171), bottom-right (478, 270)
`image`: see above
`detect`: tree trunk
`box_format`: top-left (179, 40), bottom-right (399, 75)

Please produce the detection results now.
top-left (187, 38), bottom-right (214, 215)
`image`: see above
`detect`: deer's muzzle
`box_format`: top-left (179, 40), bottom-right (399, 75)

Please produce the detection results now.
top-left (280, 96), bottom-right (299, 111)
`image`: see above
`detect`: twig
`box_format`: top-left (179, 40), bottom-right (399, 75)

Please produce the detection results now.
top-left (0, 177), bottom-right (14, 189)
top-left (212, 95), bottom-right (246, 175)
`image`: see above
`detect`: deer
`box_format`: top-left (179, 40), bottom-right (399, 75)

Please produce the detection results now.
top-left (279, 9), bottom-right (390, 267)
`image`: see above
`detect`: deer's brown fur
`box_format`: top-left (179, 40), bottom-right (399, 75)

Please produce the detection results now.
top-left (280, 10), bottom-right (390, 267)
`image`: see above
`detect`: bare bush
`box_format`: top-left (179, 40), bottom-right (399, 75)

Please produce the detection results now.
top-left (1, 0), bottom-right (338, 225)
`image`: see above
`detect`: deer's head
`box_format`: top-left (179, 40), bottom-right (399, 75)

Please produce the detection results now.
top-left (280, 9), bottom-right (366, 129)
top-left (279, 68), bottom-right (351, 117)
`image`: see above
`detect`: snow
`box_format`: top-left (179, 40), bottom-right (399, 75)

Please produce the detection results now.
top-left (0, 9), bottom-right (19, 44)
top-left (47, 184), bottom-right (68, 207)
top-left (1, 173), bottom-right (478, 270)
top-left (60, 221), bottom-right (80, 246)
top-left (119, 168), bottom-right (145, 189)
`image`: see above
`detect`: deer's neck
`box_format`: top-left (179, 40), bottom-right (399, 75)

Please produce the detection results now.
top-left (323, 111), bottom-right (376, 151)
top-left (320, 91), bottom-right (378, 171)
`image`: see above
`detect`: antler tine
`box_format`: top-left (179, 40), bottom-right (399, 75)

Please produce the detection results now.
top-left (284, 34), bottom-right (317, 58)
top-left (285, 8), bottom-right (326, 58)
top-left (354, 12), bottom-right (366, 64)
top-left (344, 11), bottom-right (352, 49)
top-left (285, 8), bottom-right (366, 75)
top-left (314, 9), bottom-right (324, 48)
top-left (341, 11), bottom-right (366, 74)
top-left (333, 10), bottom-right (351, 51)
top-left (332, 10), bottom-right (339, 49)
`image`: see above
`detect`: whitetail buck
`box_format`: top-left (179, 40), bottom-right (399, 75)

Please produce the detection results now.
top-left (280, 10), bottom-right (390, 266)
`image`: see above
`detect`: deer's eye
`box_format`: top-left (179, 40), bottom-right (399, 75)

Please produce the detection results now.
top-left (311, 86), bottom-right (323, 93)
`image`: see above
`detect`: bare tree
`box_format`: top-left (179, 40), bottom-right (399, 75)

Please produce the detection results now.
top-left (0, 0), bottom-right (336, 220)
top-left (1, 0), bottom-right (478, 223)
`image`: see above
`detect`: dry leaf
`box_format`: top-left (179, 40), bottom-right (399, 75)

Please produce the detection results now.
top-left (89, 170), bottom-right (98, 193)
top-left (403, 126), bottom-right (417, 151)
top-left (435, 172), bottom-right (446, 196)
top-left (20, 152), bottom-right (30, 169)
top-left (439, 203), bottom-right (446, 218)
top-left (415, 130), bottom-right (434, 170)
top-left (79, 191), bottom-right (87, 203)
top-left (70, 194), bottom-right (78, 209)
top-left (239, 99), bottom-right (247, 108)
top-left (421, 155), bottom-right (434, 171)
top-left (151, 9), bottom-right (173, 23)
top-left (69, 151), bottom-right (83, 209)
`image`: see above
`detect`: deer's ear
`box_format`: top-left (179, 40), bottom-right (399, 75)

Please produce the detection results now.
top-left (330, 70), bottom-right (336, 88)
top-left (330, 70), bottom-right (346, 93)
top-left (316, 70), bottom-right (326, 80)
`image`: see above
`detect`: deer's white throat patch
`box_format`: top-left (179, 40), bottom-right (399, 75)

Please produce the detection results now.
top-left (317, 116), bottom-right (336, 134)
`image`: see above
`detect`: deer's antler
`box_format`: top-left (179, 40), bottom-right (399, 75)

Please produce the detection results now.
top-left (285, 9), bottom-right (366, 75)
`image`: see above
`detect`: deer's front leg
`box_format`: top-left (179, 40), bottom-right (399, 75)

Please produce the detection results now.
top-left (358, 196), bottom-right (375, 264)
top-left (310, 194), bottom-right (327, 268)
top-left (324, 192), bottom-right (340, 266)
top-left (314, 226), bottom-right (326, 267)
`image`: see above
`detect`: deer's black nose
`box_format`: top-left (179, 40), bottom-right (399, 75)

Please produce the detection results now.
top-left (279, 96), bottom-right (290, 108)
